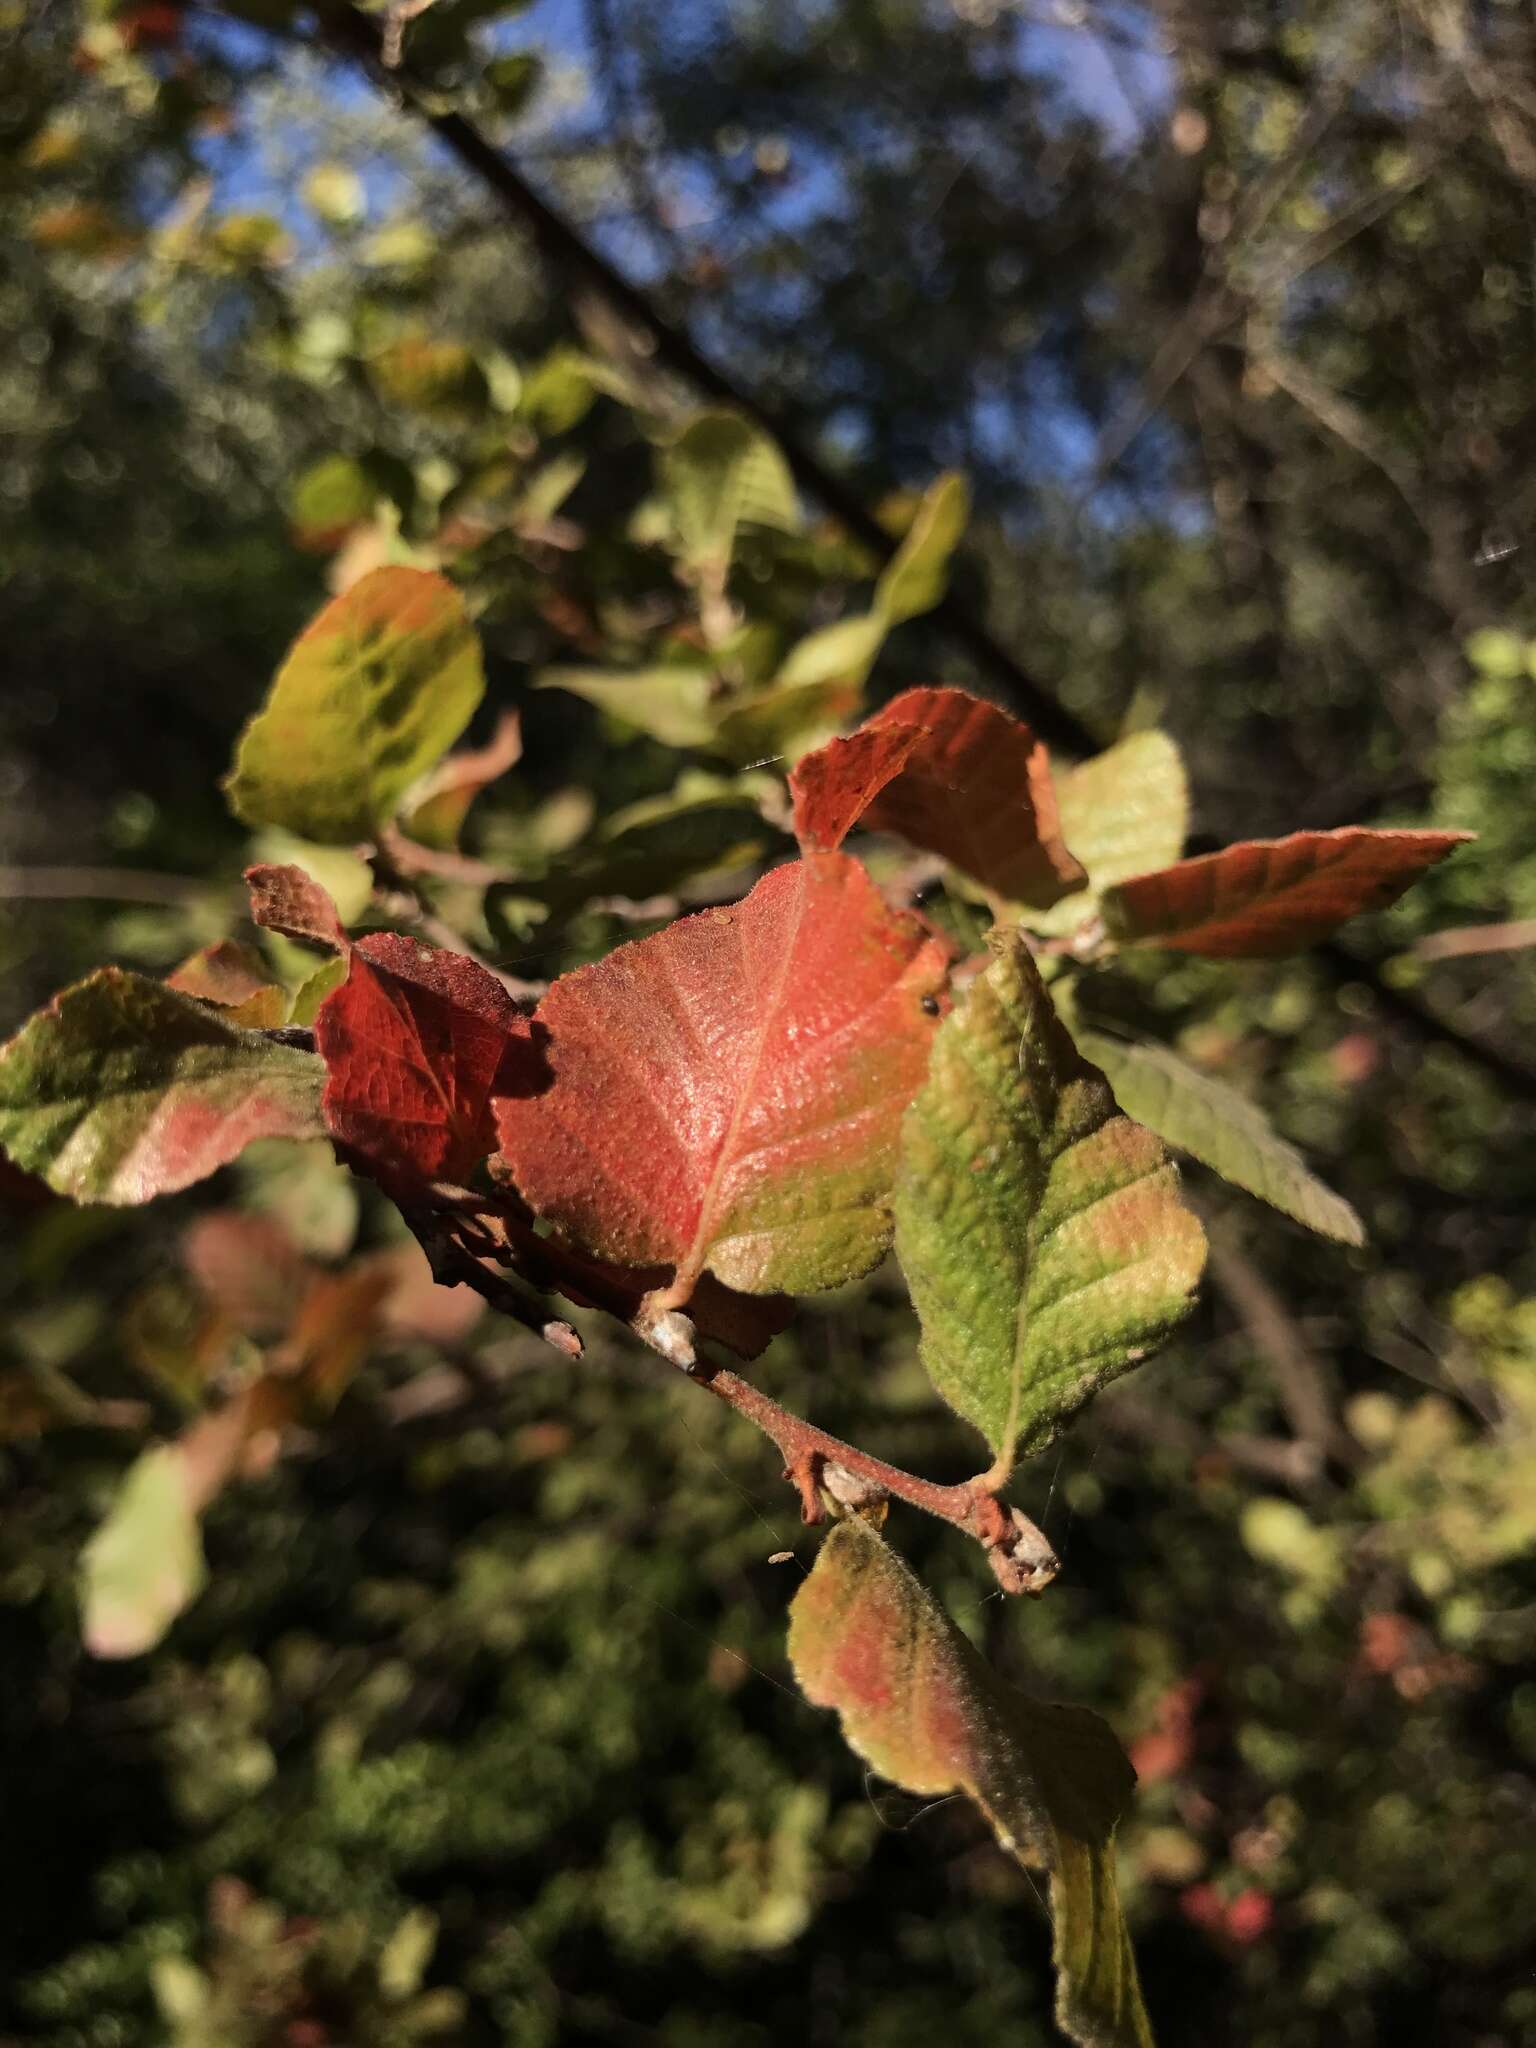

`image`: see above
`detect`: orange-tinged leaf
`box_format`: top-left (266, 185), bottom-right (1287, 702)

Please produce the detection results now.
top-left (494, 853), bottom-right (949, 1303)
top-left (315, 933), bottom-right (538, 1194)
top-left (790, 1516), bottom-right (1153, 2048)
top-left (168, 940), bottom-right (274, 1009)
top-left (1102, 828), bottom-right (1473, 957)
top-left (791, 687), bottom-right (1086, 904)
top-left (225, 567), bottom-right (484, 844)
top-left (0, 970), bottom-right (324, 1205)
top-left (245, 862), bottom-right (349, 951)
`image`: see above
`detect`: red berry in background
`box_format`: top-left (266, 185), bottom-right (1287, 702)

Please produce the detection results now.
top-left (1180, 1882), bottom-right (1225, 1932)
top-left (1225, 1889), bottom-right (1275, 1945)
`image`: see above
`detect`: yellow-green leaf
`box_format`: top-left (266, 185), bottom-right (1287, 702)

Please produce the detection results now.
top-left (789, 1516), bottom-right (1153, 2048)
top-left (874, 472), bottom-right (969, 624)
top-left (894, 932), bottom-right (1205, 1464)
top-left (226, 567), bottom-right (484, 843)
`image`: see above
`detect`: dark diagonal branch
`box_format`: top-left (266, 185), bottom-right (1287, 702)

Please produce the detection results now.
top-left (307, 0), bottom-right (1100, 756)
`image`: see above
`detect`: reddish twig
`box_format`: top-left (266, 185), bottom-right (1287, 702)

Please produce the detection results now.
top-left (409, 1190), bottom-right (1058, 1594)
top-left (685, 1359), bottom-right (1058, 1596)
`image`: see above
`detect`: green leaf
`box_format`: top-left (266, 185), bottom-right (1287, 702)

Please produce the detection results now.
top-left (1068, 1027), bottom-right (1363, 1245)
top-left (789, 1516), bottom-right (1153, 2048)
top-left (287, 451), bottom-right (414, 551)
top-left (659, 408), bottom-right (800, 571)
top-left (874, 472), bottom-right (969, 624)
top-left (1020, 731), bottom-right (1187, 933)
top-left (894, 932), bottom-right (1205, 1464)
top-left (774, 613), bottom-right (888, 691)
top-left (226, 568), bottom-right (484, 843)
top-left (536, 664), bottom-right (716, 749)
top-left (483, 52), bottom-right (543, 115)
top-left (80, 1445), bottom-right (206, 1659)
top-left (302, 162), bottom-right (365, 226)
top-left (0, 970), bottom-right (325, 1205)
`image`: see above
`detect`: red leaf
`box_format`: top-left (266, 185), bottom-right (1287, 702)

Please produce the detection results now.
top-left (494, 854), bottom-right (949, 1305)
top-left (789, 723), bottom-right (926, 851)
top-left (244, 863), bottom-right (348, 952)
top-left (315, 934), bottom-right (538, 1193)
top-left (1103, 828), bottom-right (1473, 957)
top-left (789, 687), bottom-right (1086, 904)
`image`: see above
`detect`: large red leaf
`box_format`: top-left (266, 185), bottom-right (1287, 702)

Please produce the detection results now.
top-left (789, 687), bottom-right (1085, 905)
top-left (1102, 827), bottom-right (1473, 957)
top-left (314, 933), bottom-right (537, 1193)
top-left (494, 853), bottom-right (949, 1307)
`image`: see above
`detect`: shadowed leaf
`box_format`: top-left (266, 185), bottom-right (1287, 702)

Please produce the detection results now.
top-left (1070, 1029), bottom-right (1363, 1246)
top-left (226, 567), bottom-right (484, 844)
top-left (167, 941), bottom-right (287, 1027)
top-left (315, 933), bottom-right (538, 1193)
top-left (0, 970), bottom-right (324, 1205)
top-left (895, 932), bottom-right (1204, 1464)
top-left (789, 1516), bottom-right (1153, 2048)
top-left (495, 853), bottom-right (949, 1303)
top-left (1102, 828), bottom-right (1473, 956)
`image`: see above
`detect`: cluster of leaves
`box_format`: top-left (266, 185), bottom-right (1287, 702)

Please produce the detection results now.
top-left (0, 535), bottom-right (1470, 2042)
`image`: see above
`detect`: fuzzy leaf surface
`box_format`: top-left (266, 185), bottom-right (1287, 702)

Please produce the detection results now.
top-left (1070, 1029), bottom-right (1363, 1246)
top-left (225, 567), bottom-right (484, 843)
top-left (1021, 732), bottom-right (1188, 935)
top-left (895, 933), bottom-right (1204, 1461)
top-left (1102, 828), bottom-right (1472, 956)
top-left (245, 862), bottom-right (349, 951)
top-left (789, 1516), bottom-right (1153, 2048)
top-left (0, 970), bottom-right (324, 1204)
top-left (315, 934), bottom-right (537, 1192)
top-left (495, 854), bottom-right (948, 1300)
